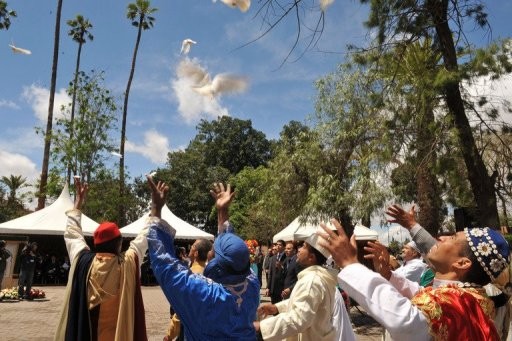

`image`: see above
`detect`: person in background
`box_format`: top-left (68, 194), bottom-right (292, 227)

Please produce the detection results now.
top-left (0, 240), bottom-right (12, 289)
top-left (266, 240), bottom-right (286, 304)
top-left (393, 240), bottom-right (427, 283)
top-left (263, 247), bottom-right (274, 287)
top-left (18, 241), bottom-right (39, 300)
top-left (54, 176), bottom-right (150, 341)
top-left (281, 241), bottom-right (300, 300)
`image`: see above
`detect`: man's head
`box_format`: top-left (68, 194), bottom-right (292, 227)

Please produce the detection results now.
top-left (284, 241), bottom-right (296, 258)
top-left (0, 240), bottom-right (5, 248)
top-left (297, 233), bottom-right (330, 267)
top-left (402, 241), bottom-right (421, 262)
top-left (427, 228), bottom-right (509, 285)
top-left (203, 233), bottom-right (250, 285)
top-left (189, 238), bottom-right (213, 263)
top-left (93, 222), bottom-right (122, 254)
top-left (275, 240), bottom-right (285, 255)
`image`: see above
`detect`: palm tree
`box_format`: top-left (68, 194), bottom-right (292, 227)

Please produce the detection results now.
top-left (37, 0), bottom-right (63, 210)
top-left (118, 0), bottom-right (157, 225)
top-left (0, 1), bottom-right (16, 30)
top-left (0, 175), bottom-right (27, 203)
top-left (66, 15), bottom-right (93, 185)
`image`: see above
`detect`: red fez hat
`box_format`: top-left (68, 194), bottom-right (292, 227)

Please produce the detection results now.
top-left (94, 222), bottom-right (121, 245)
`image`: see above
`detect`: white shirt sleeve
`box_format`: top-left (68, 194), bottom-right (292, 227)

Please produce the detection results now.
top-left (64, 209), bottom-right (89, 262)
top-left (338, 263), bottom-right (430, 341)
top-left (333, 289), bottom-right (356, 341)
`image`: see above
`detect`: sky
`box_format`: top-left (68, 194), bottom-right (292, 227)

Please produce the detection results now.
top-left (0, 0), bottom-right (511, 213)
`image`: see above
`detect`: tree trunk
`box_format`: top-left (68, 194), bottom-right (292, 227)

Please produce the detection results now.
top-left (67, 40), bottom-right (83, 187)
top-left (428, 0), bottom-right (499, 228)
top-left (119, 16), bottom-right (143, 226)
top-left (37, 0), bottom-right (62, 210)
top-left (416, 103), bottom-right (441, 237)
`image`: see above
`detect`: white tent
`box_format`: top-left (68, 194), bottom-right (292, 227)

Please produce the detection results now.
top-left (273, 218), bottom-right (378, 243)
top-left (0, 184), bottom-right (99, 236)
top-left (273, 217), bottom-right (336, 243)
top-left (120, 205), bottom-right (214, 240)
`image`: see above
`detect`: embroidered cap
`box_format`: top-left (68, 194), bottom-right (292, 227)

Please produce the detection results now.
top-left (94, 222), bottom-right (121, 245)
top-left (464, 227), bottom-right (510, 281)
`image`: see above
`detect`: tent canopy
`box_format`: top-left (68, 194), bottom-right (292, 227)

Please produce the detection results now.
top-left (0, 184), bottom-right (99, 236)
top-left (120, 205), bottom-right (214, 240)
top-left (273, 217), bottom-right (336, 243)
top-left (273, 218), bottom-right (378, 243)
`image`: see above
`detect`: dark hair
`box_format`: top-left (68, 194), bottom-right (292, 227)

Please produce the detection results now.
top-left (461, 242), bottom-right (491, 285)
top-left (276, 240), bottom-right (285, 247)
top-left (306, 242), bottom-right (327, 266)
top-left (94, 236), bottom-right (122, 254)
top-left (195, 239), bottom-right (213, 262)
top-left (0, 240), bottom-right (5, 248)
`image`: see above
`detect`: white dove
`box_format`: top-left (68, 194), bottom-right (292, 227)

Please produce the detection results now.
top-left (180, 39), bottom-right (197, 55)
top-left (9, 44), bottom-right (32, 55)
top-left (177, 59), bottom-right (211, 87)
top-left (110, 151), bottom-right (123, 158)
top-left (192, 73), bottom-right (248, 98)
top-left (319, 0), bottom-right (335, 11)
top-left (214, 0), bottom-right (251, 13)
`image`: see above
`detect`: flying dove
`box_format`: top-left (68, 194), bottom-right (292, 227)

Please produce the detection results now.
top-left (214, 0), bottom-right (251, 13)
top-left (110, 151), bottom-right (123, 158)
top-left (180, 39), bottom-right (197, 55)
top-left (319, 0), bottom-right (334, 11)
top-left (192, 73), bottom-right (248, 99)
top-left (177, 59), bottom-right (211, 87)
top-left (9, 44), bottom-right (31, 55)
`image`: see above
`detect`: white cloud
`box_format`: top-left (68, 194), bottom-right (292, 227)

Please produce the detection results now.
top-left (0, 149), bottom-right (40, 208)
top-left (171, 58), bottom-right (229, 123)
top-left (21, 84), bottom-right (71, 122)
top-left (125, 129), bottom-right (170, 164)
top-left (0, 99), bottom-right (20, 110)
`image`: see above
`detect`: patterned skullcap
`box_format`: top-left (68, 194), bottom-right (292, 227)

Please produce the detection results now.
top-left (464, 227), bottom-right (510, 281)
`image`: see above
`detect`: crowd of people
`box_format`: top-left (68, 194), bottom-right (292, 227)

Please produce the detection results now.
top-left (47, 175), bottom-right (512, 340)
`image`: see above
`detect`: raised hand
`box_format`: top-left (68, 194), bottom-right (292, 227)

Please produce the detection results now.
top-left (73, 176), bottom-right (88, 210)
top-left (209, 182), bottom-right (235, 210)
top-left (363, 241), bottom-right (392, 280)
top-left (386, 204), bottom-right (417, 230)
top-left (318, 219), bottom-right (358, 268)
top-left (147, 175), bottom-right (169, 218)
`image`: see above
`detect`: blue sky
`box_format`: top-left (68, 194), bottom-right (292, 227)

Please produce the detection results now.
top-left (0, 1), bottom-right (511, 208)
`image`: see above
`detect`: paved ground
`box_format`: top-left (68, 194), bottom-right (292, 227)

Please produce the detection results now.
top-left (0, 285), bottom-right (382, 340)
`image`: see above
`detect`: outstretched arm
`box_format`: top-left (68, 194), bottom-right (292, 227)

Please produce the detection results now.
top-left (65, 176), bottom-right (89, 262)
top-left (210, 182), bottom-right (235, 234)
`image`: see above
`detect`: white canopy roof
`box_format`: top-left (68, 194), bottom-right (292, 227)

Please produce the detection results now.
top-left (0, 184), bottom-right (100, 236)
top-left (120, 205), bottom-right (214, 240)
top-left (273, 217), bottom-right (378, 243)
top-left (273, 216), bottom-right (336, 243)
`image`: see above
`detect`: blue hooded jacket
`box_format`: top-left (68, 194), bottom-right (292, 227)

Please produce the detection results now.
top-left (147, 219), bottom-right (260, 341)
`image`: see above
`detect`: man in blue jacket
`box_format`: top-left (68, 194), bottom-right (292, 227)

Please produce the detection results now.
top-left (147, 181), bottom-right (260, 340)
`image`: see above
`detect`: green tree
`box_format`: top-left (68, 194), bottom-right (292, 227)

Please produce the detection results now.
top-left (38, 0), bottom-right (63, 210)
top-left (50, 70), bottom-right (118, 184)
top-left (119, 0), bottom-right (157, 226)
top-left (195, 116), bottom-right (273, 174)
top-left (359, 0), bottom-right (502, 227)
top-left (66, 14), bottom-right (93, 185)
top-left (0, 175), bottom-right (28, 204)
top-left (0, 1), bottom-right (16, 30)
